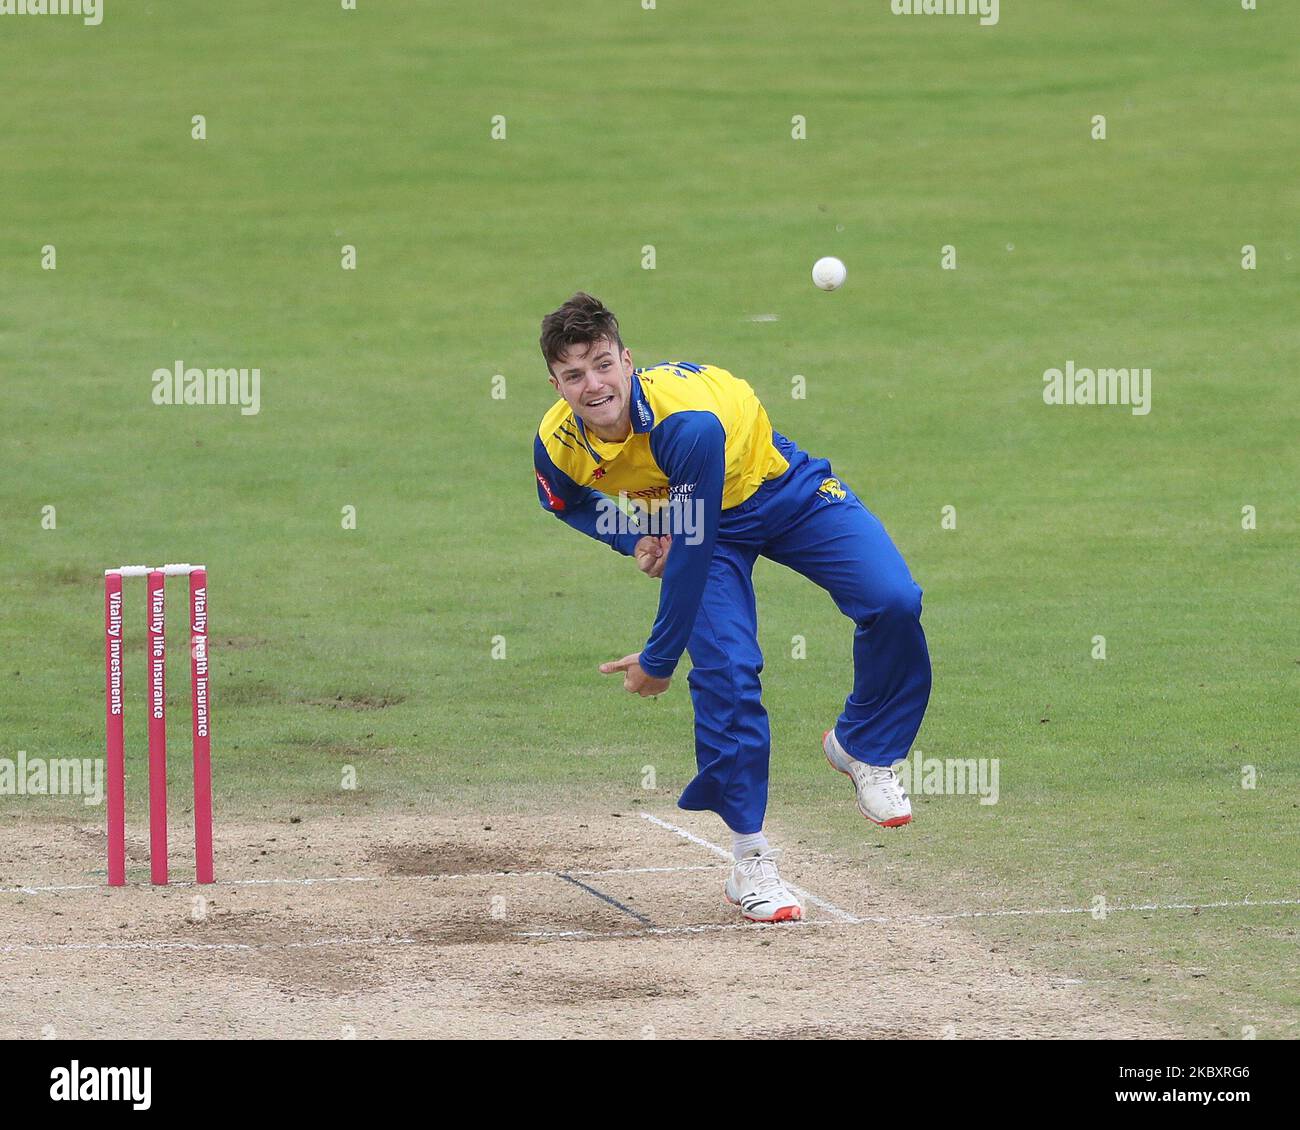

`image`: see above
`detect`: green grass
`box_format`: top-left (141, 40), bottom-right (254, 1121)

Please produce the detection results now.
top-left (1, 1), bottom-right (1296, 1036)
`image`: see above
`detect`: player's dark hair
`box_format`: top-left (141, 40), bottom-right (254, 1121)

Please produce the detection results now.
top-left (539, 292), bottom-right (624, 374)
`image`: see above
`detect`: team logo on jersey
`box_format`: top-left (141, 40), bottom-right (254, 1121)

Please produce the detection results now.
top-left (817, 477), bottom-right (847, 501)
top-left (591, 467), bottom-right (606, 480)
top-left (536, 470), bottom-right (565, 511)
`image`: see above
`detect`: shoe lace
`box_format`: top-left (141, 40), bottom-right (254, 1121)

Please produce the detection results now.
top-left (737, 849), bottom-right (786, 893)
top-left (868, 765), bottom-right (908, 800)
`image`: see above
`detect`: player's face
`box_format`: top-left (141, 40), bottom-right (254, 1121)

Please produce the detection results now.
top-left (549, 339), bottom-right (633, 439)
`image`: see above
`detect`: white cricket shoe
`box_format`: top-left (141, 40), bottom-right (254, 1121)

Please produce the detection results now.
top-left (724, 849), bottom-right (804, 923)
top-left (823, 729), bottom-right (913, 828)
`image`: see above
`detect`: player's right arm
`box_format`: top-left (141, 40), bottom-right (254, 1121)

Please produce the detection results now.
top-left (534, 434), bottom-right (644, 555)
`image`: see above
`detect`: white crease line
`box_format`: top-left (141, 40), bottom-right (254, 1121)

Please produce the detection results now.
top-left (909, 897), bottom-right (1300, 923)
top-left (0, 863), bottom-right (725, 896)
top-left (516, 896), bottom-right (1300, 941)
top-left (0, 936), bottom-right (417, 955)
top-left (639, 813), bottom-right (733, 861)
top-left (519, 920), bottom-right (845, 940)
top-left (8, 900), bottom-right (1296, 954)
top-left (639, 812), bottom-right (860, 924)
top-left (221, 864), bottom-right (723, 886)
top-left (746, 880), bottom-right (860, 924)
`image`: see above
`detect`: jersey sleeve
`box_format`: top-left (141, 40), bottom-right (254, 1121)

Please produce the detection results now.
top-left (534, 434), bottom-right (644, 556)
top-left (637, 410), bottom-right (726, 679)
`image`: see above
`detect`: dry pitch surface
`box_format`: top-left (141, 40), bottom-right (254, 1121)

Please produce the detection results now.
top-left (1, 809), bottom-right (1175, 1040)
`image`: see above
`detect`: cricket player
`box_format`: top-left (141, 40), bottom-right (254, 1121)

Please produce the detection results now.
top-left (533, 294), bottom-right (931, 922)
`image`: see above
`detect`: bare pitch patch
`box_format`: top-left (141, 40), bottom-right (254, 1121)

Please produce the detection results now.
top-left (0, 809), bottom-right (1178, 1039)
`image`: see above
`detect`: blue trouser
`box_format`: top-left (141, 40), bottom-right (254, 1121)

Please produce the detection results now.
top-left (676, 434), bottom-right (932, 833)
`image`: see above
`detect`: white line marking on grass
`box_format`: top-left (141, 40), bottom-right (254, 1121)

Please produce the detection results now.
top-left (519, 920), bottom-right (846, 940)
top-left (0, 936), bottom-right (417, 955)
top-left (516, 896), bottom-right (1300, 941)
top-left (0, 863), bottom-right (725, 897)
top-left (911, 897), bottom-right (1300, 923)
top-left (8, 901), bottom-right (1295, 953)
top-left (216, 864), bottom-right (722, 886)
top-left (639, 812), bottom-right (861, 924)
top-left (639, 813), bottom-right (732, 861)
top-left (27, 896), bottom-right (1289, 951)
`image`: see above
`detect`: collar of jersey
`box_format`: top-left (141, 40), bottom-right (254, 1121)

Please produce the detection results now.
top-left (572, 371), bottom-right (654, 461)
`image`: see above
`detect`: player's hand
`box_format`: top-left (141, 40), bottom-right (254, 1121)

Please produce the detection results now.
top-left (599, 652), bottom-right (672, 698)
top-left (634, 535), bottom-right (672, 579)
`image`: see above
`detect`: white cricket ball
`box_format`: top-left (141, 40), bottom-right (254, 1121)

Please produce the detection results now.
top-left (812, 256), bottom-right (847, 291)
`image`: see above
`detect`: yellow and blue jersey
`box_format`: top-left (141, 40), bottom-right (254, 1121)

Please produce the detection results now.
top-left (533, 362), bottom-right (790, 677)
